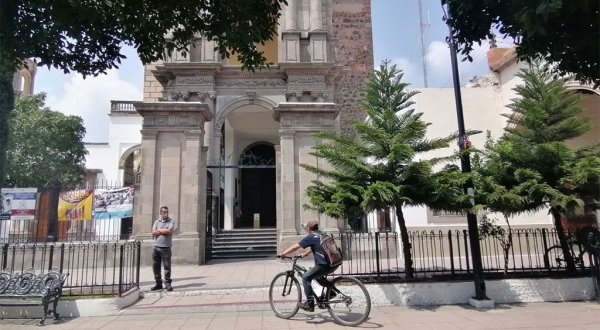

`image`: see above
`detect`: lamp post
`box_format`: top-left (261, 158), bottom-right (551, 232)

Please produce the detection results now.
top-left (443, 4), bottom-right (488, 301)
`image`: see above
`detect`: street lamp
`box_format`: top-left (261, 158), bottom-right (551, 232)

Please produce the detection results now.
top-left (442, 2), bottom-right (489, 302)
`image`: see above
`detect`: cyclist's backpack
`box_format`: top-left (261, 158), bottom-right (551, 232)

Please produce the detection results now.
top-left (319, 232), bottom-right (343, 267)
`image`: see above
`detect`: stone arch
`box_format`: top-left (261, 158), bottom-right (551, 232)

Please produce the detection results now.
top-left (119, 145), bottom-right (142, 186)
top-left (119, 144), bottom-right (142, 169)
top-left (566, 83), bottom-right (600, 96)
top-left (215, 95), bottom-right (278, 131)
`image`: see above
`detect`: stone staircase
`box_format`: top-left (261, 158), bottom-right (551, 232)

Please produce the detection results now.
top-left (211, 228), bottom-right (277, 259)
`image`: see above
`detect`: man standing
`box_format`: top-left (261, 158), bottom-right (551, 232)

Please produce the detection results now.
top-left (151, 206), bottom-right (174, 291)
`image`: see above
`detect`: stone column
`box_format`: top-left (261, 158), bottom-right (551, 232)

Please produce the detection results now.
top-left (278, 130), bottom-right (297, 237)
top-left (133, 102), bottom-right (213, 266)
top-left (274, 102), bottom-right (340, 249)
top-left (285, 0), bottom-right (297, 31)
top-left (310, 0), bottom-right (322, 31)
top-left (132, 129), bottom-right (158, 240)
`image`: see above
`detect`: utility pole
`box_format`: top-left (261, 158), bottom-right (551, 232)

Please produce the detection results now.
top-left (442, 2), bottom-right (489, 302)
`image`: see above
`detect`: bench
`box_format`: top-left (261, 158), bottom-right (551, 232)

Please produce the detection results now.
top-left (0, 270), bottom-right (69, 325)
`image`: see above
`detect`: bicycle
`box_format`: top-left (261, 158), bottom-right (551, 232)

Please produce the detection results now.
top-left (269, 255), bottom-right (371, 327)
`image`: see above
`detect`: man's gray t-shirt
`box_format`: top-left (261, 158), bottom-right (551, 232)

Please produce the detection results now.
top-left (152, 217), bottom-right (174, 247)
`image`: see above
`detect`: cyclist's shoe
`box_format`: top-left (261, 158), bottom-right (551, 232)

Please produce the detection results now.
top-left (299, 300), bottom-right (315, 312)
top-left (165, 283), bottom-right (173, 291)
top-left (150, 284), bottom-right (163, 291)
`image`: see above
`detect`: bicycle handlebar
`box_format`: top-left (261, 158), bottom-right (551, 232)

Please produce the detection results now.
top-left (276, 255), bottom-right (303, 260)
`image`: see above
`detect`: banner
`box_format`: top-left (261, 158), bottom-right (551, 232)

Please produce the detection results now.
top-left (93, 187), bottom-right (134, 219)
top-left (0, 188), bottom-right (37, 220)
top-left (58, 189), bottom-right (93, 221)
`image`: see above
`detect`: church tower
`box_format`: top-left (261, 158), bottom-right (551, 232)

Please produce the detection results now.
top-left (13, 59), bottom-right (37, 98)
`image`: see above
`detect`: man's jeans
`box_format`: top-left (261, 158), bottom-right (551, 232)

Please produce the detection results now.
top-left (302, 264), bottom-right (336, 301)
top-left (152, 247), bottom-right (172, 284)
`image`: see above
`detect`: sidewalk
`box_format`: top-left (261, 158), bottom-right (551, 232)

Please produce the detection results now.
top-left (2, 301), bottom-right (598, 329)
top-left (1, 257), bottom-right (598, 329)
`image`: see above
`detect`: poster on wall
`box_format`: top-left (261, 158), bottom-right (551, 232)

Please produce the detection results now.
top-left (58, 189), bottom-right (93, 221)
top-left (93, 187), bottom-right (134, 219)
top-left (0, 188), bottom-right (37, 220)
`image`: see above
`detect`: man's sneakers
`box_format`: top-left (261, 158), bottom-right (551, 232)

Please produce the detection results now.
top-left (299, 299), bottom-right (315, 312)
top-left (165, 283), bottom-right (173, 291)
top-left (150, 284), bottom-right (163, 291)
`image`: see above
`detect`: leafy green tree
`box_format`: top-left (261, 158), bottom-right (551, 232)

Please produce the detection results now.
top-left (302, 61), bottom-right (469, 278)
top-left (442, 0), bottom-right (599, 86)
top-left (0, 0), bottom-right (287, 186)
top-left (6, 94), bottom-right (87, 188)
top-left (476, 62), bottom-right (600, 272)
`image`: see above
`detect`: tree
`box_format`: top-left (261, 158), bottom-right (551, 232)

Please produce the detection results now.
top-left (442, 0), bottom-right (600, 86)
top-left (478, 61), bottom-right (600, 272)
top-left (302, 61), bottom-right (469, 278)
top-left (6, 94), bottom-right (87, 188)
top-left (0, 0), bottom-right (287, 186)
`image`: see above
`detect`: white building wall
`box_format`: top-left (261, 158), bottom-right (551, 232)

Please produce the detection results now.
top-left (85, 114), bottom-right (143, 183)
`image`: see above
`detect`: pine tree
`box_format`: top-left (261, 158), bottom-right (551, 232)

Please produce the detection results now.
top-left (478, 61), bottom-right (600, 272)
top-left (302, 61), bottom-right (469, 278)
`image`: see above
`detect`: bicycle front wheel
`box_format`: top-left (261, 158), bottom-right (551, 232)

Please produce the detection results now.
top-left (327, 275), bottom-right (371, 326)
top-left (269, 272), bottom-right (302, 319)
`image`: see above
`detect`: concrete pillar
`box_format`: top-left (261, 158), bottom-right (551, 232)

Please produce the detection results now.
top-left (133, 102), bottom-right (213, 265)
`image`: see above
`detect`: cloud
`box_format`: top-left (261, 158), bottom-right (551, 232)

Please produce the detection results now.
top-left (47, 70), bottom-right (142, 142)
top-left (425, 40), bottom-right (492, 88)
top-left (389, 57), bottom-right (421, 87)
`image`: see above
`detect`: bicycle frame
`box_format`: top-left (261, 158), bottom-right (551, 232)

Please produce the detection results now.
top-left (280, 256), bottom-right (339, 304)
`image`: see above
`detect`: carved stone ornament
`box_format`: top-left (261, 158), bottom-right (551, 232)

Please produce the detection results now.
top-left (287, 76), bottom-right (326, 84)
top-left (216, 78), bottom-right (285, 88)
top-left (175, 76), bottom-right (215, 85)
top-left (145, 114), bottom-right (202, 127)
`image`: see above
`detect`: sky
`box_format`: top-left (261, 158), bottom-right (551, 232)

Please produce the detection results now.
top-left (34, 0), bottom-right (506, 143)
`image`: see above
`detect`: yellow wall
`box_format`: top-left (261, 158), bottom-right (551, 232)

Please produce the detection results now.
top-left (226, 37), bottom-right (278, 65)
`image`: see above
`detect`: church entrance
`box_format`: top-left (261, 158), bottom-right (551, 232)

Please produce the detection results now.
top-left (238, 143), bottom-right (276, 228)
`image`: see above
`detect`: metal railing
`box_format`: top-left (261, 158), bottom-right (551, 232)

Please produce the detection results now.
top-left (335, 228), bottom-right (597, 281)
top-left (1, 240), bottom-right (140, 297)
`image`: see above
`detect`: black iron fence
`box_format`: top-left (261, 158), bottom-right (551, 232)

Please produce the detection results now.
top-left (335, 228), bottom-right (599, 282)
top-left (1, 240), bottom-right (140, 297)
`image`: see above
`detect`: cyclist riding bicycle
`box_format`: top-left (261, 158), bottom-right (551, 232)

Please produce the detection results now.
top-left (280, 219), bottom-right (338, 312)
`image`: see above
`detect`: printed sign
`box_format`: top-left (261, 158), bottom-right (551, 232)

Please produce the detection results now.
top-left (93, 187), bottom-right (134, 219)
top-left (0, 188), bottom-right (37, 220)
top-left (58, 189), bottom-right (93, 221)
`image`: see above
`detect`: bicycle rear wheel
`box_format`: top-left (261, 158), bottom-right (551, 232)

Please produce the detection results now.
top-left (269, 272), bottom-right (302, 319)
top-left (326, 275), bottom-right (371, 326)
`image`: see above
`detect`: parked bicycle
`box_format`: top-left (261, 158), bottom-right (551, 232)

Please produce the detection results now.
top-left (269, 255), bottom-right (371, 326)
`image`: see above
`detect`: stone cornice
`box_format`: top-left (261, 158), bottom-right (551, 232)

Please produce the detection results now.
top-left (133, 102), bottom-right (213, 129)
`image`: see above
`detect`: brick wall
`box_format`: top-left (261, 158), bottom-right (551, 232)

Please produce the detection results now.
top-left (332, 0), bottom-right (374, 135)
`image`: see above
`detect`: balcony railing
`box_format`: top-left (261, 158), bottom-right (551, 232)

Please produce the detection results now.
top-left (110, 100), bottom-right (137, 113)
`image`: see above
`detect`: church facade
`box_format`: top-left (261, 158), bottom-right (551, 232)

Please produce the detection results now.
top-left (128, 1), bottom-right (374, 264)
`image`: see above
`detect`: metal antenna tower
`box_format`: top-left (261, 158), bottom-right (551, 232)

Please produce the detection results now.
top-left (418, 0), bottom-right (429, 87)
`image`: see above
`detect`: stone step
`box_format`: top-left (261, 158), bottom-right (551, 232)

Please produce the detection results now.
top-left (211, 229), bottom-right (277, 259)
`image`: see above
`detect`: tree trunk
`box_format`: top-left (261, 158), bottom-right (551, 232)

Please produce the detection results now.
top-left (550, 207), bottom-right (576, 273)
top-left (395, 205), bottom-right (414, 278)
top-left (0, 0), bottom-right (18, 187)
top-left (503, 215), bottom-right (513, 276)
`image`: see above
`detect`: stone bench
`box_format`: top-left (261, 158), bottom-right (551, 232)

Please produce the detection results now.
top-left (0, 270), bottom-right (69, 325)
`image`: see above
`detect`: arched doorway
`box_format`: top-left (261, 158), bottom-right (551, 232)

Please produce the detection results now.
top-left (238, 143), bottom-right (276, 228)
